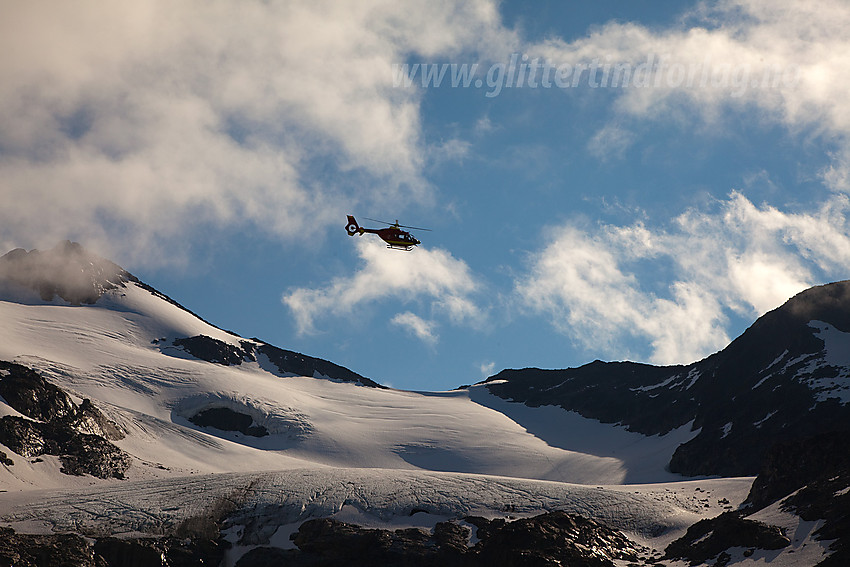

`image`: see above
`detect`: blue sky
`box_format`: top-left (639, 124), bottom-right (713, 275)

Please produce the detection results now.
top-left (3, 1), bottom-right (850, 390)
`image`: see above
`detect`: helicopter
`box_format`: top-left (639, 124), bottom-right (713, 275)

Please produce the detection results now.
top-left (345, 215), bottom-right (430, 251)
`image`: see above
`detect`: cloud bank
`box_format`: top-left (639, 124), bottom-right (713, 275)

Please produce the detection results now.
top-left (0, 0), bottom-right (509, 265)
top-left (517, 191), bottom-right (850, 365)
top-left (282, 239), bottom-right (483, 340)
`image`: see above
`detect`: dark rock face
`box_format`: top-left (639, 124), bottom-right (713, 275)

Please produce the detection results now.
top-left (745, 431), bottom-right (850, 511)
top-left (0, 360), bottom-right (130, 479)
top-left (470, 511), bottom-right (644, 567)
top-left (0, 528), bottom-right (227, 567)
top-left (0, 527), bottom-right (105, 567)
top-left (0, 360), bottom-right (78, 422)
top-left (0, 241), bottom-right (130, 305)
top-left (257, 341), bottom-right (385, 388)
top-left (742, 431), bottom-right (850, 566)
top-left (257, 341), bottom-right (383, 388)
top-left (663, 511), bottom-right (790, 565)
top-left (783, 473), bottom-right (850, 566)
top-left (189, 407), bottom-right (268, 437)
top-left (93, 535), bottom-right (226, 567)
top-left (484, 281), bottom-right (850, 477)
top-left (237, 511), bottom-right (644, 567)
top-left (167, 333), bottom-right (381, 387)
top-left (172, 335), bottom-right (256, 366)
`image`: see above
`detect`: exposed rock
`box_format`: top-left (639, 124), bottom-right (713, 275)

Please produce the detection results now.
top-left (745, 431), bottom-right (850, 511)
top-left (663, 511), bottom-right (790, 565)
top-left (168, 334), bottom-right (383, 387)
top-left (256, 341), bottom-right (383, 388)
top-left (189, 407), bottom-right (268, 437)
top-left (0, 360), bottom-right (77, 422)
top-left (0, 526), bottom-right (227, 567)
top-left (743, 431), bottom-right (850, 566)
top-left (93, 535), bottom-right (226, 567)
top-left (783, 472), bottom-right (850, 566)
top-left (172, 335), bottom-right (254, 366)
top-left (0, 360), bottom-right (123, 441)
top-left (237, 511), bottom-right (643, 567)
top-left (0, 526), bottom-right (105, 567)
top-left (0, 416), bottom-right (130, 478)
top-left (471, 511), bottom-right (644, 567)
top-left (0, 361), bottom-right (130, 479)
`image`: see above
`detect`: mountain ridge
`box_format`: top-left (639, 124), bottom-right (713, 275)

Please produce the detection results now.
top-left (483, 280), bottom-right (850, 477)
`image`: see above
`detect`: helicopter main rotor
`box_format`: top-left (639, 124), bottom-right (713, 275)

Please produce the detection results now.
top-left (363, 217), bottom-right (432, 232)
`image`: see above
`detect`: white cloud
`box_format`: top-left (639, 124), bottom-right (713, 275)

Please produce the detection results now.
top-left (391, 312), bottom-right (439, 345)
top-left (530, 0), bottom-right (850, 171)
top-left (283, 239), bottom-right (483, 335)
top-left (511, 1), bottom-right (850, 365)
top-left (0, 1), bottom-right (512, 266)
top-left (587, 125), bottom-right (635, 161)
top-left (479, 361), bottom-right (496, 378)
top-left (516, 191), bottom-right (850, 365)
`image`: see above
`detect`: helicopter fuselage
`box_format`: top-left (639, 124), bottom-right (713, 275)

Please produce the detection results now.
top-left (346, 215), bottom-right (422, 250)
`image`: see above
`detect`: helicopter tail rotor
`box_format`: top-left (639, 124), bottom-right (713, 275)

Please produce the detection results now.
top-left (345, 215), bottom-right (363, 236)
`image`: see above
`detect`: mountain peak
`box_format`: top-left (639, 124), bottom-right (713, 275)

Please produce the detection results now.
top-left (782, 279), bottom-right (850, 331)
top-left (0, 241), bottom-right (131, 305)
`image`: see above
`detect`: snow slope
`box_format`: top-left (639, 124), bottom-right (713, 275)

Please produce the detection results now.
top-left (0, 278), bottom-right (758, 564)
top-left (0, 281), bottom-right (695, 486)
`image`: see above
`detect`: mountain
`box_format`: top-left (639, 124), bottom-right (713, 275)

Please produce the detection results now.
top-left (483, 281), bottom-right (850, 477)
top-left (0, 242), bottom-right (847, 566)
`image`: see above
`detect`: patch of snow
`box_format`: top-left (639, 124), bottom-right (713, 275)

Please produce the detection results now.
top-left (765, 349), bottom-right (790, 372)
top-left (684, 368), bottom-right (701, 390)
top-left (746, 500), bottom-right (836, 566)
top-left (751, 373), bottom-right (773, 390)
top-left (753, 411), bottom-right (777, 428)
top-left (721, 422), bottom-right (733, 439)
top-left (630, 373), bottom-right (680, 392)
top-left (810, 321), bottom-right (850, 366)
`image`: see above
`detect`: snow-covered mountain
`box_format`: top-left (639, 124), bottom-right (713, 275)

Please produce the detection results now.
top-left (0, 242), bottom-right (846, 566)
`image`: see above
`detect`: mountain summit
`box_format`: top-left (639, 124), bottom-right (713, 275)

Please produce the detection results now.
top-left (0, 240), bottom-right (130, 305)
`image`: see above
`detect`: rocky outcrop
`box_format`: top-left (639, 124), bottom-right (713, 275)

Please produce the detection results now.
top-left (171, 335), bottom-right (256, 366)
top-left (0, 527), bottom-right (227, 567)
top-left (0, 361), bottom-right (130, 479)
top-left (189, 407), bottom-right (269, 437)
top-left (745, 431), bottom-right (850, 511)
top-left (742, 431), bottom-right (850, 566)
top-left (166, 333), bottom-right (382, 387)
top-left (663, 511), bottom-right (789, 565)
top-left (256, 341), bottom-right (383, 388)
top-left (236, 511), bottom-right (645, 567)
top-left (93, 535), bottom-right (226, 567)
top-left (0, 527), bottom-right (104, 567)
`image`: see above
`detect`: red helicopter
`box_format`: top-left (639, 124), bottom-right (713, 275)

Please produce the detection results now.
top-left (345, 215), bottom-right (430, 251)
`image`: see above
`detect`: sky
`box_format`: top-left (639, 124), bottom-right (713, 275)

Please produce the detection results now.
top-left (3, 0), bottom-right (850, 391)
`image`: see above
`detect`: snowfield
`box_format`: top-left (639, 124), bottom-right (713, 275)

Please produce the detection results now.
top-left (0, 281), bottom-right (767, 563)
